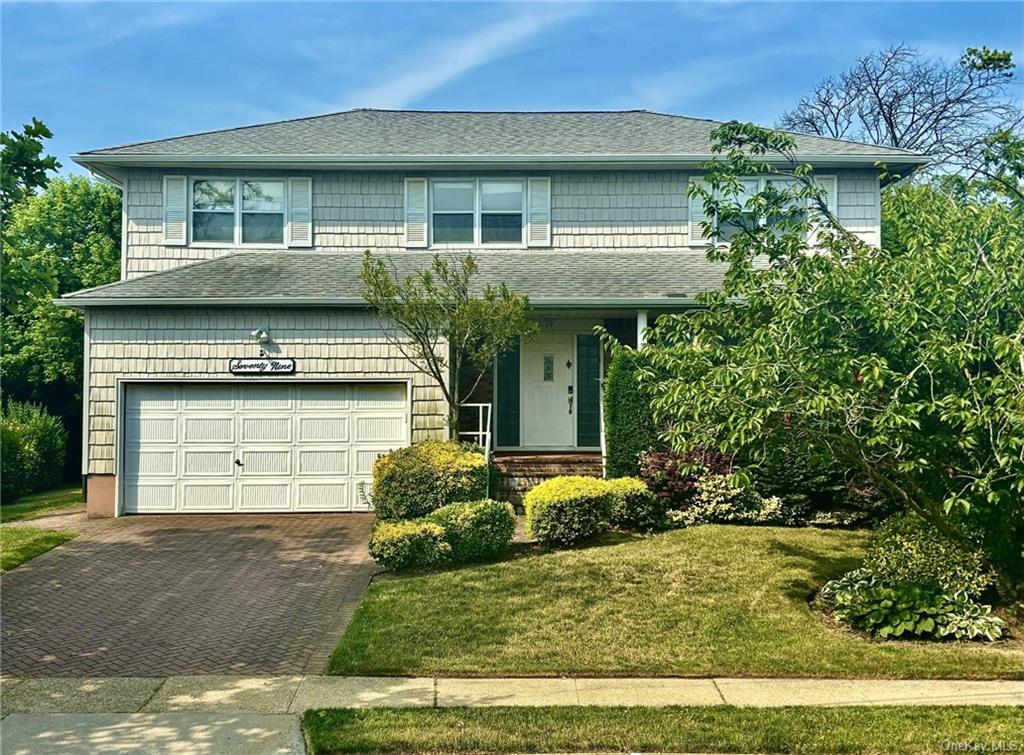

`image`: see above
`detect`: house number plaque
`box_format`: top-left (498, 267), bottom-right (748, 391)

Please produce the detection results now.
top-left (228, 357), bottom-right (296, 375)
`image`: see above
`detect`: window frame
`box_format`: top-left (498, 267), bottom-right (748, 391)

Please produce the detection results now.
top-left (704, 174), bottom-right (836, 244)
top-left (188, 176), bottom-right (289, 248)
top-left (429, 177), bottom-right (526, 249)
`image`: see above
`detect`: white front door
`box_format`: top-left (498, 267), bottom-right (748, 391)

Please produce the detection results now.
top-left (521, 331), bottom-right (575, 447)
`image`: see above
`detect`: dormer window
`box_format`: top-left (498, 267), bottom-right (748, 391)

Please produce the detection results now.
top-left (430, 178), bottom-right (524, 246)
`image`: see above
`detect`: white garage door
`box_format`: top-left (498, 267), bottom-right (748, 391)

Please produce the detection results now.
top-left (122, 383), bottom-right (408, 513)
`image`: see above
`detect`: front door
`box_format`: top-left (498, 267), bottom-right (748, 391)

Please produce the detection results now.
top-left (521, 331), bottom-right (575, 447)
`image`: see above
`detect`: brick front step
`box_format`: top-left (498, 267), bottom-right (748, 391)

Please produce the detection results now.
top-left (492, 453), bottom-right (603, 505)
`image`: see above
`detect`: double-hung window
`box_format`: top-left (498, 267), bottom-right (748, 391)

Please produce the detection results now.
top-left (190, 178), bottom-right (286, 245)
top-left (716, 178), bottom-right (760, 242)
top-left (690, 174), bottom-right (836, 245)
top-left (430, 179), bottom-right (524, 246)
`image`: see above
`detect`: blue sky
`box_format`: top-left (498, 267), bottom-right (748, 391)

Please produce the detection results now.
top-left (2, 1), bottom-right (1021, 175)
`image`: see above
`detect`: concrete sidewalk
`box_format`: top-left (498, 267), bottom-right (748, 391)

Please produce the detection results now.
top-left (2, 675), bottom-right (1022, 715)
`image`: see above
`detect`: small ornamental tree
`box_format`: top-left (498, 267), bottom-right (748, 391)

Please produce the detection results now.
top-left (642, 122), bottom-right (1024, 595)
top-left (361, 251), bottom-right (538, 439)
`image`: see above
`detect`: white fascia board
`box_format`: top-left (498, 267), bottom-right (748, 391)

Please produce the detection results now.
top-left (72, 152), bottom-right (931, 172)
top-left (55, 296), bottom-right (704, 309)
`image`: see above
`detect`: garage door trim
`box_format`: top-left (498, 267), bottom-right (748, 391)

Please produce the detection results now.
top-left (115, 377), bottom-right (413, 516)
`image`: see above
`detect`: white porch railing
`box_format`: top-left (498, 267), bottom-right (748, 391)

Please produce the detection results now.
top-left (459, 402), bottom-right (493, 460)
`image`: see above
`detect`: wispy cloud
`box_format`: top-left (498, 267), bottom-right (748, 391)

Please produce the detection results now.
top-left (339, 4), bottom-right (586, 109)
top-left (626, 37), bottom-right (837, 115)
top-left (11, 4), bottom-right (212, 61)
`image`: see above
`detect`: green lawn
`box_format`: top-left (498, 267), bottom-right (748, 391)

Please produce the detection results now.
top-left (303, 706), bottom-right (1024, 755)
top-left (329, 525), bottom-right (1024, 678)
top-left (1, 526), bottom-right (77, 573)
top-left (1, 484), bottom-right (84, 522)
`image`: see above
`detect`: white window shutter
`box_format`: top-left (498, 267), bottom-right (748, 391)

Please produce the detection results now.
top-left (527, 177), bottom-right (551, 247)
top-left (809, 175), bottom-right (838, 247)
top-left (287, 177), bottom-right (313, 247)
top-left (404, 177), bottom-right (428, 248)
top-left (162, 175), bottom-right (187, 245)
top-left (816, 175), bottom-right (838, 214)
top-left (688, 177), bottom-right (712, 244)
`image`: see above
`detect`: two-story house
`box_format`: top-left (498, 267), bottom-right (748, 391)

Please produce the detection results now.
top-left (63, 109), bottom-right (926, 517)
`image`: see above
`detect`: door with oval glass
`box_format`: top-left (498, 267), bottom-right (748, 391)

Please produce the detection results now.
top-left (521, 331), bottom-right (575, 447)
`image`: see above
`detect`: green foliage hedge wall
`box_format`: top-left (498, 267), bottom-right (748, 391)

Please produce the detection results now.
top-left (603, 350), bottom-right (660, 478)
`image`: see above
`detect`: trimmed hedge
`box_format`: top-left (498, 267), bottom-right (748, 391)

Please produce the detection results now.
top-left (1, 402), bottom-right (68, 503)
top-left (371, 440), bottom-right (489, 520)
top-left (525, 476), bottom-right (613, 548)
top-left (368, 520), bottom-right (451, 571)
top-left (606, 477), bottom-right (666, 532)
top-left (428, 499), bottom-right (517, 563)
top-left (603, 350), bottom-right (660, 478)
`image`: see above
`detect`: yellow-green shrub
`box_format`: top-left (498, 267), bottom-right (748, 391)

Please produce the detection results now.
top-left (427, 499), bottom-right (516, 563)
top-left (368, 520), bottom-right (451, 571)
top-left (372, 441), bottom-right (489, 520)
top-left (524, 476), bottom-right (612, 548)
top-left (863, 514), bottom-right (994, 598)
top-left (606, 477), bottom-right (667, 532)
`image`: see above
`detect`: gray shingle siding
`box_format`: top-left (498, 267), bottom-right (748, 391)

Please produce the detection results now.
top-left (121, 167), bottom-right (880, 278)
top-left (84, 307), bottom-right (447, 474)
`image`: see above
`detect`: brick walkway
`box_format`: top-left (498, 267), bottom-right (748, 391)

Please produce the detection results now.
top-left (1, 514), bottom-right (376, 677)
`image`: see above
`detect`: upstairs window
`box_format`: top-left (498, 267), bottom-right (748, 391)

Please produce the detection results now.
top-left (480, 181), bottom-right (523, 243)
top-left (689, 174), bottom-right (837, 245)
top-left (432, 181), bottom-right (475, 244)
top-left (430, 179), bottom-right (524, 246)
top-left (192, 180), bottom-right (236, 243)
top-left (716, 178), bottom-right (760, 242)
top-left (241, 180), bottom-right (285, 244)
top-left (190, 178), bottom-right (286, 245)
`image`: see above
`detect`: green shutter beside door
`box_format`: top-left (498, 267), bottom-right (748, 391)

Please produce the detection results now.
top-left (576, 333), bottom-right (601, 448)
top-left (496, 342), bottom-right (520, 447)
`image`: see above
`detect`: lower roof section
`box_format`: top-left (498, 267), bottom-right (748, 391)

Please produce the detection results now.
top-left (58, 250), bottom-right (728, 308)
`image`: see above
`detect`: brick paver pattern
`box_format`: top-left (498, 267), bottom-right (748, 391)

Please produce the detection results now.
top-left (1, 514), bottom-right (376, 677)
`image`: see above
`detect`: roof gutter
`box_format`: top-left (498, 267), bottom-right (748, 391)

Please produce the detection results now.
top-left (56, 296), bottom-right (702, 309)
top-left (72, 152), bottom-right (931, 171)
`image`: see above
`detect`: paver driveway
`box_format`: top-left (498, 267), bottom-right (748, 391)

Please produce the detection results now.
top-left (1, 514), bottom-right (376, 677)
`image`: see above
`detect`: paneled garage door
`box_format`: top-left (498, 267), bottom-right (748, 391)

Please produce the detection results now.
top-left (122, 383), bottom-right (408, 513)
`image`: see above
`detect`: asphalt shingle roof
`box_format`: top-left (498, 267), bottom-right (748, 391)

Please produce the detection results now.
top-left (79, 109), bottom-right (924, 159)
top-left (60, 251), bottom-right (729, 306)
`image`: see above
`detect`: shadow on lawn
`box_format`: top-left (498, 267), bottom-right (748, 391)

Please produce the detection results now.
top-left (765, 535), bottom-right (865, 603)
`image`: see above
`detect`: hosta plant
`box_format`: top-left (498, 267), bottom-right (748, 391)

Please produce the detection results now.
top-left (822, 571), bottom-right (1005, 642)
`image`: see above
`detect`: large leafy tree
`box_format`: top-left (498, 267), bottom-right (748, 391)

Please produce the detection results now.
top-left (642, 123), bottom-right (1024, 594)
top-left (780, 45), bottom-right (1022, 176)
top-left (2, 176), bottom-right (122, 478)
top-left (0, 118), bottom-right (61, 218)
top-left (361, 252), bottom-right (538, 440)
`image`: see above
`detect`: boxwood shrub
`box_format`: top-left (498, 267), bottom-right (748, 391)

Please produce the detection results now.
top-left (428, 499), bottom-right (516, 563)
top-left (603, 350), bottom-right (661, 478)
top-left (1, 401), bottom-right (68, 502)
top-left (371, 440), bottom-right (489, 520)
top-left (525, 476), bottom-right (613, 548)
top-left (368, 520), bottom-right (452, 571)
top-left (606, 477), bottom-right (666, 532)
